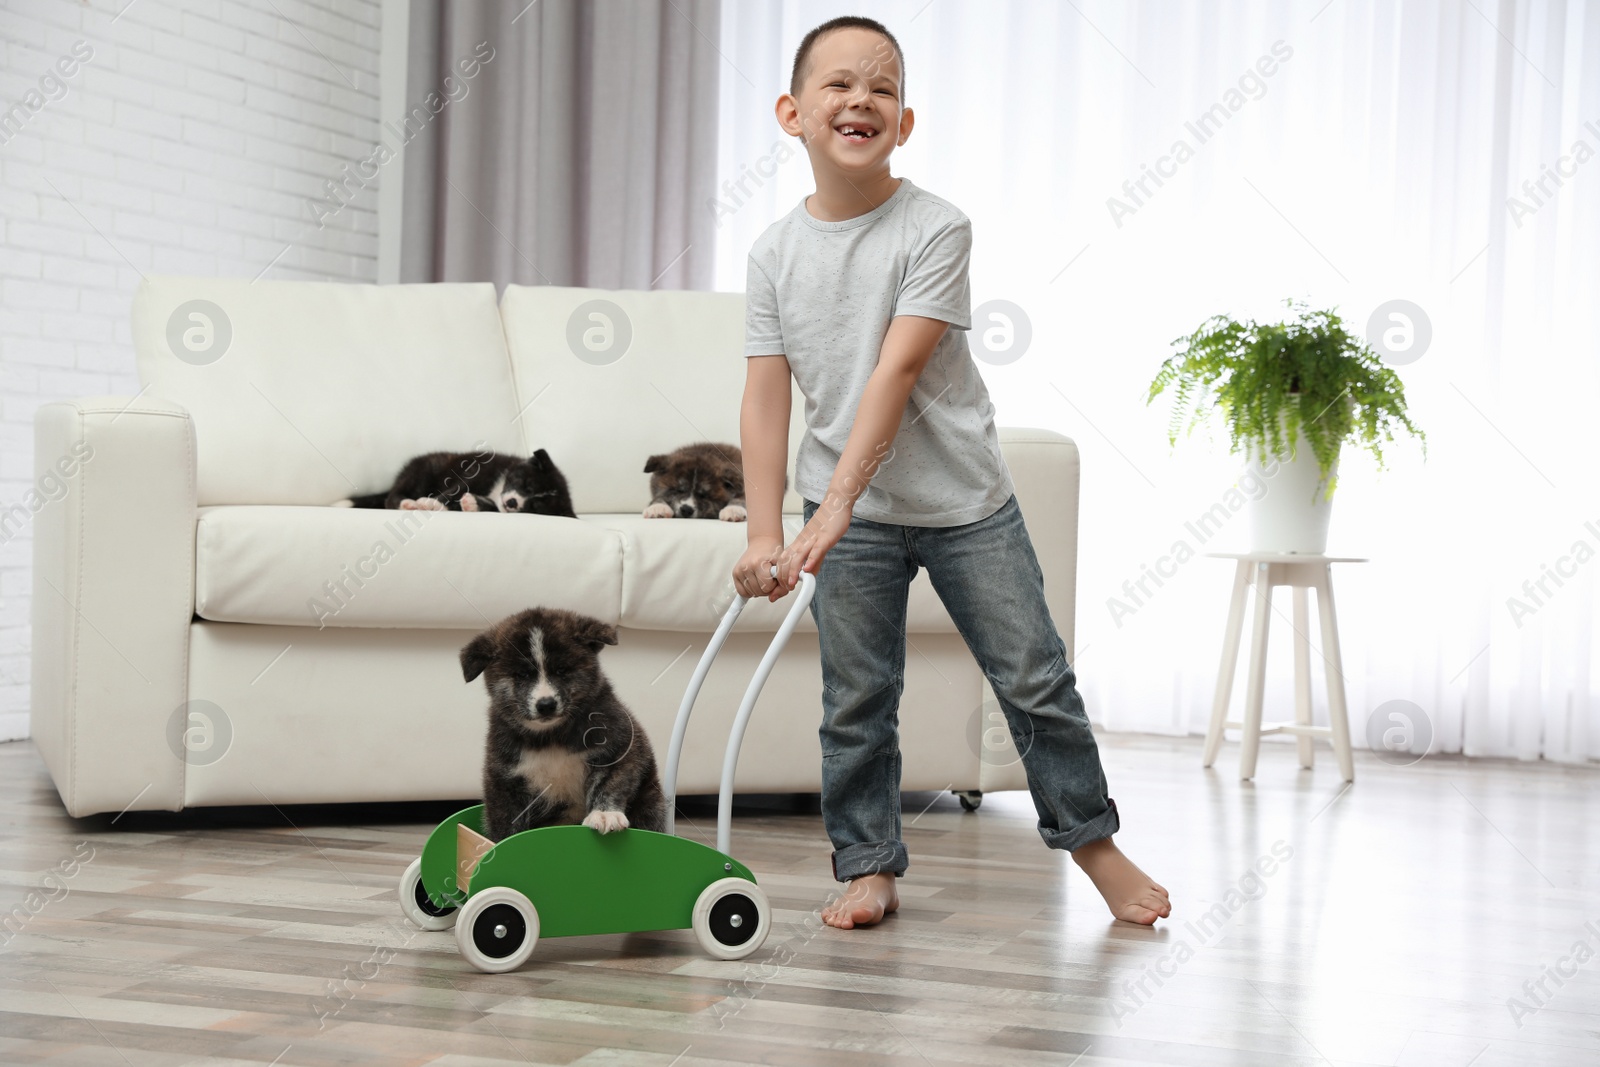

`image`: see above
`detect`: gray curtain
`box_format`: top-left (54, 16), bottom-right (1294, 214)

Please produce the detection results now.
top-left (400, 0), bottom-right (722, 290)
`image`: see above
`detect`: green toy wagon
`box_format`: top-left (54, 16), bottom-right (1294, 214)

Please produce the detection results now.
top-left (398, 567), bottom-right (817, 972)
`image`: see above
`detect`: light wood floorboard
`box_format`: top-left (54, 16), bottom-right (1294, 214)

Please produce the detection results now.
top-left (1, 734), bottom-right (1596, 1066)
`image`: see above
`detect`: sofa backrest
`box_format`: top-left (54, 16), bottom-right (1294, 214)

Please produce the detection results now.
top-left (131, 278), bottom-right (523, 506)
top-left (499, 285), bottom-right (807, 514)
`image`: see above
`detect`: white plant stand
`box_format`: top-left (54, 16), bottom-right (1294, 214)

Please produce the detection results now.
top-left (1202, 552), bottom-right (1367, 781)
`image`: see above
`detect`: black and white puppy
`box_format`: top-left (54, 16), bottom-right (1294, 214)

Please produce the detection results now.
top-left (335, 448), bottom-right (577, 517)
top-left (643, 441), bottom-right (766, 521)
top-left (461, 607), bottom-right (667, 842)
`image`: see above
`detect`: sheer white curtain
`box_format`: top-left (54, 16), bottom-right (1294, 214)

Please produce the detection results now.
top-left (714, 0), bottom-right (1600, 763)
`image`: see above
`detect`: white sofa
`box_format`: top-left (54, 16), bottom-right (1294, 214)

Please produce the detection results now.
top-left (30, 278), bottom-right (1083, 818)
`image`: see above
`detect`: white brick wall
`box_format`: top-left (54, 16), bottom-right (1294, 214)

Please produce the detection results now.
top-left (0, 0), bottom-right (384, 741)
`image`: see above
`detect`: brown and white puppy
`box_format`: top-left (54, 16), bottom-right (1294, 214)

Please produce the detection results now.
top-left (643, 441), bottom-right (771, 521)
top-left (461, 608), bottom-right (666, 842)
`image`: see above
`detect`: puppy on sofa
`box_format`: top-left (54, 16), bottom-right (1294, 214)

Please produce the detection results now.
top-left (643, 441), bottom-right (785, 521)
top-left (336, 447), bottom-right (576, 517)
top-left (460, 607), bottom-right (667, 842)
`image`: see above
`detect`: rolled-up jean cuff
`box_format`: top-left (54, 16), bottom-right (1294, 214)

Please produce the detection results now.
top-left (831, 841), bottom-right (909, 882)
top-left (1039, 796), bottom-right (1121, 852)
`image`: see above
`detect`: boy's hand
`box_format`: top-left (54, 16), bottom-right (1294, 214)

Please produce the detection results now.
top-left (775, 494), bottom-right (853, 591)
top-left (734, 537), bottom-right (784, 602)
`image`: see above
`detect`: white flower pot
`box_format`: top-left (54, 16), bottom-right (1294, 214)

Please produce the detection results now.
top-left (1244, 423), bottom-right (1339, 555)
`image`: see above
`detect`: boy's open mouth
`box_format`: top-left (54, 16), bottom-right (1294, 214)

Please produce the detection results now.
top-left (835, 123), bottom-right (877, 143)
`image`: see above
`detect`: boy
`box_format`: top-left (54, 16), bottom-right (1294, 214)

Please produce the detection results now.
top-left (732, 16), bottom-right (1171, 930)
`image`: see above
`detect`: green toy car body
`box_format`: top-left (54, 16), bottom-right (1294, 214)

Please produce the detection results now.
top-left (400, 805), bottom-right (772, 970)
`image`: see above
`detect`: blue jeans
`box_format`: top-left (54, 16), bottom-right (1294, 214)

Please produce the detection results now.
top-left (801, 493), bottom-right (1120, 882)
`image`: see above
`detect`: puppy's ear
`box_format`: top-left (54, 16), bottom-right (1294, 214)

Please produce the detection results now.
top-left (574, 618), bottom-right (619, 653)
top-left (460, 631), bottom-right (496, 682)
top-left (528, 448), bottom-right (553, 471)
top-left (643, 454), bottom-right (667, 474)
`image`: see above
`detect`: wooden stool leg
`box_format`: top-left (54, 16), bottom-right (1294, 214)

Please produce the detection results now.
top-left (1204, 561), bottom-right (1252, 768)
top-left (1314, 564), bottom-right (1356, 781)
top-left (1239, 562), bottom-right (1273, 780)
top-left (1292, 585), bottom-right (1314, 769)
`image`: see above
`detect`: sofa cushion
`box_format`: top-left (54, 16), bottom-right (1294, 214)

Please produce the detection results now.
top-left (192, 506), bottom-right (958, 634)
top-left (578, 514), bottom-right (958, 634)
top-left (499, 285), bottom-right (810, 515)
top-left (132, 278), bottom-right (524, 507)
top-left (194, 506), bottom-right (624, 629)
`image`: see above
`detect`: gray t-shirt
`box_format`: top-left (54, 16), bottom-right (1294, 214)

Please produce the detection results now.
top-left (744, 177), bottom-right (1015, 527)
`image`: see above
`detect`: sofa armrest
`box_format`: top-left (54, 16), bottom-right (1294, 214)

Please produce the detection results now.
top-left (31, 396), bottom-right (196, 817)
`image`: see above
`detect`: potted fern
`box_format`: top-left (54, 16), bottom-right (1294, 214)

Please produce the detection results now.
top-left (1147, 300), bottom-right (1425, 553)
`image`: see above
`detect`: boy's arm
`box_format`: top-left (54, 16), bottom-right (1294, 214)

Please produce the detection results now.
top-left (741, 354), bottom-right (791, 542)
top-left (734, 353), bottom-right (792, 599)
top-left (775, 314), bottom-right (948, 587)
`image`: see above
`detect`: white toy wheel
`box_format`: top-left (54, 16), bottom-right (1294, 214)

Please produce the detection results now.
top-left (692, 877), bottom-right (770, 960)
top-left (455, 887), bottom-right (539, 972)
top-left (399, 857), bottom-right (458, 931)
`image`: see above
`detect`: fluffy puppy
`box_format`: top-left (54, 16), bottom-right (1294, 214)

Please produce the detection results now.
top-left (643, 441), bottom-right (774, 521)
top-left (461, 608), bottom-right (666, 842)
top-left (336, 448), bottom-right (577, 517)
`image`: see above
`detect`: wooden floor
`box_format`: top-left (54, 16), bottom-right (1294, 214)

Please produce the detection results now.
top-left (1, 733), bottom-right (1596, 1066)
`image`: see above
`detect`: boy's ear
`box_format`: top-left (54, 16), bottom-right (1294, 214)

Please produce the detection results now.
top-left (460, 632), bottom-right (496, 683)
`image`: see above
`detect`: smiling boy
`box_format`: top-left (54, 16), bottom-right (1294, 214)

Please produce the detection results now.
top-left (731, 16), bottom-right (1171, 930)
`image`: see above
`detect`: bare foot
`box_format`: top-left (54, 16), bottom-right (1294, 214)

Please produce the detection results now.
top-left (1071, 837), bottom-right (1171, 925)
top-left (821, 872), bottom-right (900, 929)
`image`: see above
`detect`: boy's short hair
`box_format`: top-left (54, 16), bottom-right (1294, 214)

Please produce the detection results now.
top-left (790, 16), bottom-right (905, 104)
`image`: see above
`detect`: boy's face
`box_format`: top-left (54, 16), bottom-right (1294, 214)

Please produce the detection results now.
top-left (780, 28), bottom-right (912, 174)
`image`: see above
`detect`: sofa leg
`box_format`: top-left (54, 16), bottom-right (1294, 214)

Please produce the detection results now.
top-left (954, 789), bottom-right (983, 812)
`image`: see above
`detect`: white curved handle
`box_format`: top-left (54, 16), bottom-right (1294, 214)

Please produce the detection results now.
top-left (716, 569), bottom-right (815, 855)
top-left (662, 563), bottom-right (816, 849)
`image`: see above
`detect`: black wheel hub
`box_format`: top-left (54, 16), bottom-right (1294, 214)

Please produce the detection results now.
top-left (472, 902), bottom-right (527, 958)
top-left (709, 893), bottom-right (757, 946)
top-left (414, 876), bottom-right (458, 917)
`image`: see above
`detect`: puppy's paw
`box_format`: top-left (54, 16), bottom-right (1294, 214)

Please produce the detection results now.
top-left (718, 504), bottom-right (748, 522)
top-left (402, 497), bottom-right (446, 512)
top-left (332, 498), bottom-right (354, 508)
top-left (642, 502), bottom-right (673, 519)
top-left (582, 809), bottom-right (630, 834)
top-left (459, 494), bottom-right (479, 512)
